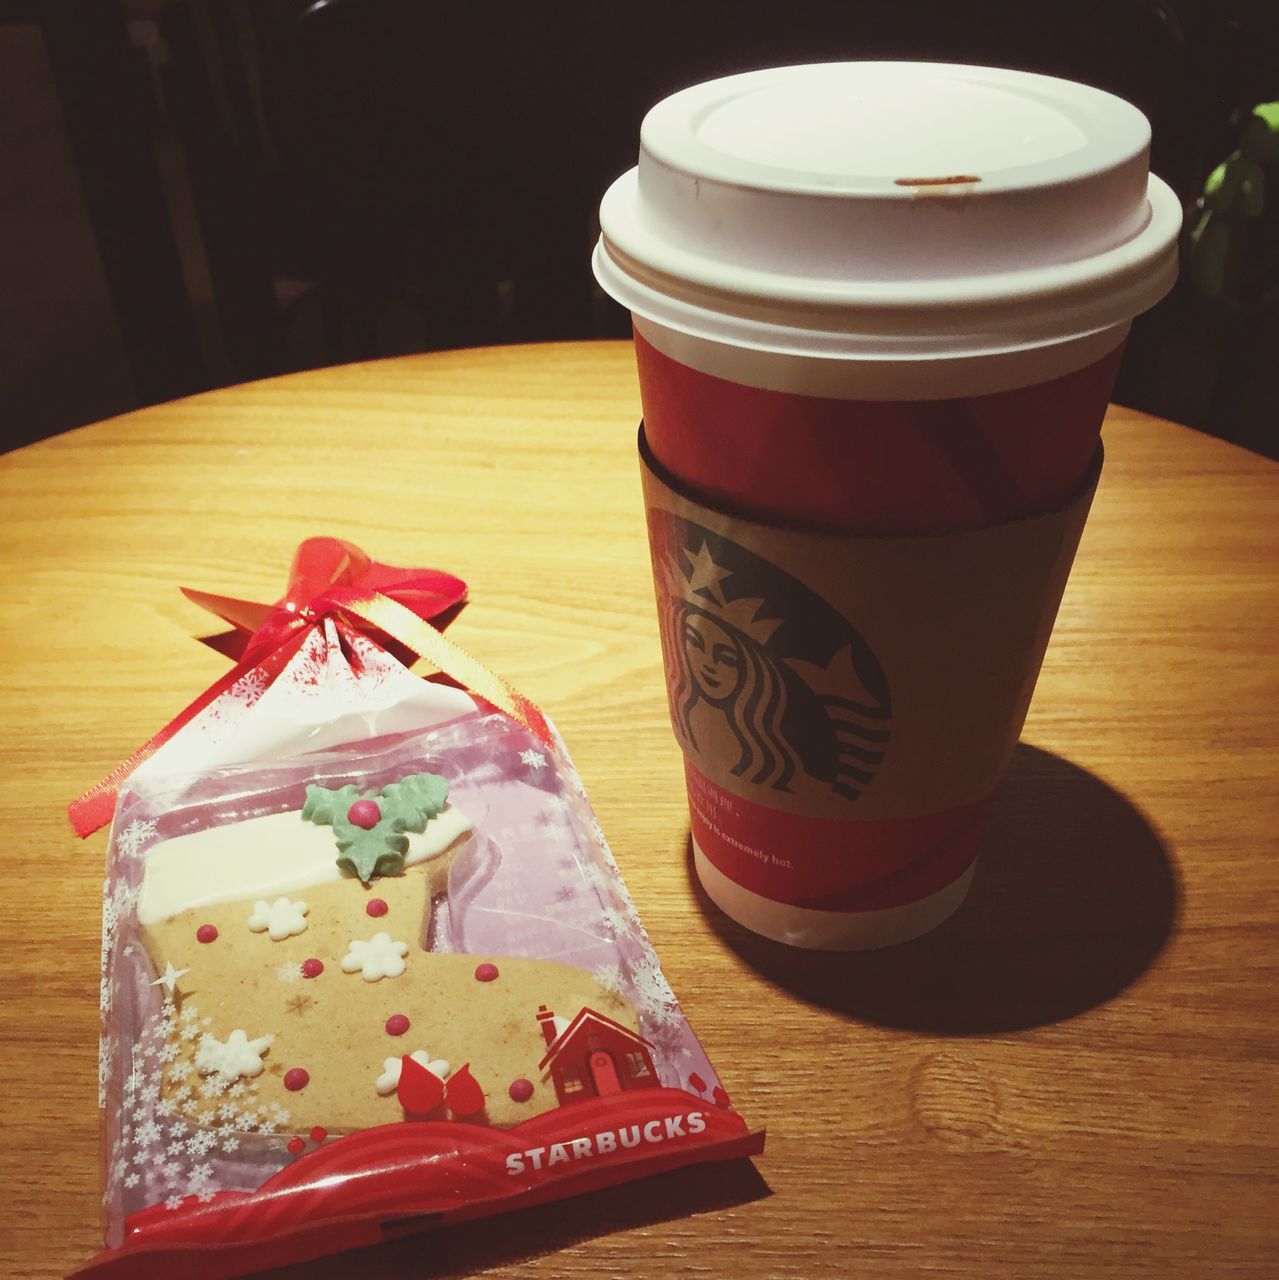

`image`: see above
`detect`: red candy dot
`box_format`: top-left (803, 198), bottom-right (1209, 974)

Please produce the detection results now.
top-left (509, 1078), bottom-right (534, 1103)
top-left (385, 1014), bottom-right (410, 1037)
top-left (366, 898), bottom-right (389, 918)
top-left (474, 962), bottom-right (499, 982)
top-left (347, 799), bottom-right (382, 829)
top-left (283, 1068), bottom-right (310, 1092)
top-left (286, 1137), bottom-right (305, 1156)
top-left (310, 1126), bottom-right (327, 1144)
top-left (300, 958), bottom-right (324, 979)
top-left (196, 924), bottom-right (218, 944)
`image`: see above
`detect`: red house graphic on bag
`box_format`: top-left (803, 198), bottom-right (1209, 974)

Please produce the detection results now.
top-left (537, 1005), bottom-right (660, 1106)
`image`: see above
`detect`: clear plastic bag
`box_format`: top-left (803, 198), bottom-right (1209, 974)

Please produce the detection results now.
top-left (83, 708), bottom-right (761, 1278)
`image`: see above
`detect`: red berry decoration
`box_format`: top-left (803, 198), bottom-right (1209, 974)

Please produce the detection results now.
top-left (397, 1055), bottom-right (445, 1114)
top-left (196, 924), bottom-right (218, 944)
top-left (444, 1063), bottom-right (485, 1117)
top-left (309, 1126), bottom-right (327, 1144)
top-left (385, 1014), bottom-right (410, 1037)
top-left (347, 799), bottom-right (381, 829)
top-left (508, 1078), bottom-right (534, 1103)
top-left (286, 1137), bottom-right (305, 1156)
top-left (366, 898), bottom-right (389, 918)
top-left (283, 1068), bottom-right (310, 1092)
top-left (473, 962), bottom-right (499, 982)
top-left (688, 1072), bottom-right (707, 1094)
top-left (300, 958), bottom-right (324, 979)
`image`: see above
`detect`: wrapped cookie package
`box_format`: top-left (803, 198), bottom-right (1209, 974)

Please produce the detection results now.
top-left (75, 542), bottom-right (762, 1279)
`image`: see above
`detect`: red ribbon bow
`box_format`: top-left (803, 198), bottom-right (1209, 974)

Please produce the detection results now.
top-left (69, 538), bottom-right (551, 837)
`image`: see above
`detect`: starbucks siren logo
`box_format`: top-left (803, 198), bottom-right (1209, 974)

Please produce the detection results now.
top-left (651, 512), bottom-right (891, 803)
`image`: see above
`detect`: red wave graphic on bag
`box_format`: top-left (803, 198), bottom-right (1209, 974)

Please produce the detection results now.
top-left (74, 1088), bottom-right (762, 1279)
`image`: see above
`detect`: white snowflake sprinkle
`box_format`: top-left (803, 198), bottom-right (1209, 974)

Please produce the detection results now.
top-left (519, 749), bottom-right (547, 769)
top-left (219, 1135), bottom-right (239, 1154)
top-left (247, 897), bottom-right (309, 941)
top-left (124, 1172), bottom-right (140, 1189)
top-left (155, 1098), bottom-right (176, 1118)
top-left (135, 1121), bottom-right (162, 1147)
top-left (164, 1195), bottom-right (184, 1212)
top-left (341, 932), bottom-right (408, 982)
top-left (158, 1042), bottom-right (180, 1064)
top-left (195, 1030), bottom-right (273, 1081)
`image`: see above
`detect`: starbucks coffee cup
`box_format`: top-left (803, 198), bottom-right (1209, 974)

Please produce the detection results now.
top-left (593, 63), bottom-right (1181, 950)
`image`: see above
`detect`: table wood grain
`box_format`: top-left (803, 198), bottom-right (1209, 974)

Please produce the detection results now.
top-left (0, 341), bottom-right (1275, 1280)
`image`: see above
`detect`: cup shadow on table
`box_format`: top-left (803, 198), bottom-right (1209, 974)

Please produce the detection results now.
top-left (256, 1158), bottom-right (771, 1280)
top-left (690, 742), bottom-right (1181, 1034)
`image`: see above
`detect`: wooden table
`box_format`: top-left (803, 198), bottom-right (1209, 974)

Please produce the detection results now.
top-left (1, 341), bottom-right (1275, 1280)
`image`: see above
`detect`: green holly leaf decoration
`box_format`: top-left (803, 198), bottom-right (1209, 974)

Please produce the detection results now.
top-left (380, 773), bottom-right (449, 831)
top-left (302, 773), bottom-right (451, 884)
top-left (301, 783), bottom-right (360, 826)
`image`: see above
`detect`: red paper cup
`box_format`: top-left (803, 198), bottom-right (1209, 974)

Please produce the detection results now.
top-left (595, 64), bottom-right (1181, 948)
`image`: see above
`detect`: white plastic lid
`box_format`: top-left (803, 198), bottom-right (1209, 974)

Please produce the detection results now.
top-left (594, 62), bottom-right (1182, 361)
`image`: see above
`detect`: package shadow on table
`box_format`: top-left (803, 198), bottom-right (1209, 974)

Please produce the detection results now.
top-left (691, 741), bottom-right (1180, 1034)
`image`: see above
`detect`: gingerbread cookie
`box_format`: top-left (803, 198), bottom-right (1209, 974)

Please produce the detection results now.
top-left (136, 773), bottom-right (642, 1134)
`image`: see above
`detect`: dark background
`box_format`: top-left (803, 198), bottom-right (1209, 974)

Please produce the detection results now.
top-left (3, 0), bottom-right (1277, 457)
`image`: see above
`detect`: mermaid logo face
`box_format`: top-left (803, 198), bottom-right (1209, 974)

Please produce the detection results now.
top-left (650, 511), bottom-right (892, 804)
top-left (683, 614), bottom-right (744, 704)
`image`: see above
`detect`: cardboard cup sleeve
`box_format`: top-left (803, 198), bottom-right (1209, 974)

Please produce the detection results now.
top-left (640, 427), bottom-right (1100, 854)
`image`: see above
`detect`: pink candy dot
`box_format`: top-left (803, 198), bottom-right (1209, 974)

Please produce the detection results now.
top-left (366, 898), bottom-right (389, 918)
top-left (310, 1126), bottom-right (327, 1144)
top-left (385, 1014), bottom-right (410, 1037)
top-left (284, 1068), bottom-right (310, 1092)
top-left (474, 962), bottom-right (500, 982)
top-left (347, 799), bottom-right (381, 829)
top-left (300, 958), bottom-right (324, 979)
top-left (508, 1078), bottom-right (533, 1103)
top-left (286, 1136), bottom-right (305, 1156)
top-left (196, 924), bottom-right (218, 944)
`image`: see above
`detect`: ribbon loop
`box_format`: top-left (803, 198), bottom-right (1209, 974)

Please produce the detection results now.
top-left (69, 540), bottom-right (552, 837)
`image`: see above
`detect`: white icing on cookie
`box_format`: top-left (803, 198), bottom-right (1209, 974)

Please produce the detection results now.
top-left (136, 803), bottom-right (472, 925)
top-left (195, 1029), bottom-right (273, 1080)
top-left (341, 932), bottom-right (408, 981)
top-left (247, 896), bottom-right (309, 940)
top-left (376, 1051), bottom-right (450, 1096)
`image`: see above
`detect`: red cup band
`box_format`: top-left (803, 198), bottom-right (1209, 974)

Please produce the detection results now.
top-left (686, 761), bottom-right (988, 911)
